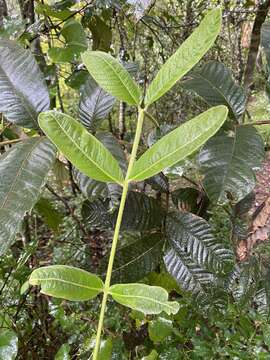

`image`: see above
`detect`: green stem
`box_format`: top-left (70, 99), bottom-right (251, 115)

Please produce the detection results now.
top-left (92, 107), bottom-right (145, 359)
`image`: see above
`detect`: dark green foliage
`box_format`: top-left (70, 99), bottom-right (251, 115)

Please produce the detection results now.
top-left (199, 125), bottom-right (265, 204)
top-left (182, 61), bottom-right (246, 119)
top-left (99, 233), bottom-right (164, 283)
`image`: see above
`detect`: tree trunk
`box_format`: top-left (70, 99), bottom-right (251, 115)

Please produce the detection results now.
top-left (243, 0), bottom-right (270, 90)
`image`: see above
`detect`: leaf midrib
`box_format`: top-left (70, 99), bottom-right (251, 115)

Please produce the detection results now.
top-left (109, 291), bottom-right (176, 311)
top-left (0, 138), bottom-right (43, 209)
top-left (31, 277), bottom-right (102, 292)
top-left (93, 53), bottom-right (139, 105)
top-left (131, 116), bottom-right (218, 180)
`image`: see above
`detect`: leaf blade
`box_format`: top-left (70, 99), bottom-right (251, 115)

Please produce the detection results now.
top-left (109, 283), bottom-right (179, 315)
top-left (0, 39), bottom-right (50, 128)
top-left (29, 265), bottom-right (104, 301)
top-left (38, 111), bottom-right (124, 185)
top-left (0, 137), bottom-right (56, 255)
top-left (82, 51), bottom-right (141, 105)
top-left (145, 8), bottom-right (222, 105)
top-left (129, 105), bottom-right (228, 181)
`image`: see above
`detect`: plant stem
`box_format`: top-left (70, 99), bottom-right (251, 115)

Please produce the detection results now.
top-left (92, 107), bottom-right (145, 359)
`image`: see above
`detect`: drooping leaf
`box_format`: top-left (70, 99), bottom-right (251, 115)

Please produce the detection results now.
top-left (0, 39), bottom-right (50, 128)
top-left (145, 9), bottom-right (222, 105)
top-left (182, 61), bottom-right (246, 119)
top-left (82, 51), bottom-right (142, 105)
top-left (129, 105), bottom-right (228, 181)
top-left (48, 19), bottom-right (87, 63)
top-left (38, 111), bottom-right (124, 185)
top-left (99, 233), bottom-right (164, 283)
top-left (0, 138), bottom-right (56, 255)
top-left (29, 265), bottom-right (104, 301)
top-left (199, 125), bottom-right (265, 204)
top-left (109, 283), bottom-right (179, 315)
top-left (79, 76), bottom-right (115, 131)
top-left (35, 197), bottom-right (63, 232)
top-left (0, 330), bottom-right (18, 360)
top-left (82, 191), bottom-right (164, 231)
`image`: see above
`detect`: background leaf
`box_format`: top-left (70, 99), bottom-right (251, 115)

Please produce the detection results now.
top-left (99, 233), bottom-right (164, 283)
top-left (145, 8), bottom-right (222, 105)
top-left (82, 51), bottom-right (141, 105)
top-left (109, 283), bottom-right (179, 315)
top-left (182, 61), bottom-right (246, 119)
top-left (82, 191), bottom-right (164, 231)
top-left (0, 138), bottom-right (56, 255)
top-left (79, 76), bottom-right (115, 132)
top-left (199, 125), bottom-right (265, 204)
top-left (0, 330), bottom-right (18, 360)
top-left (0, 39), bottom-right (50, 128)
top-left (29, 265), bottom-right (104, 301)
top-left (34, 197), bottom-right (63, 232)
top-left (164, 212), bottom-right (233, 294)
top-left (129, 105), bottom-right (228, 181)
top-left (39, 111), bottom-right (124, 185)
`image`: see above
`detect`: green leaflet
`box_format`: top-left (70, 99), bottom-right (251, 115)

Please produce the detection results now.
top-left (109, 283), bottom-right (179, 315)
top-left (0, 137), bottom-right (56, 256)
top-left (145, 8), bottom-right (222, 105)
top-left (38, 111), bottom-right (124, 185)
top-left (29, 265), bottom-right (104, 301)
top-left (129, 105), bottom-right (228, 181)
top-left (82, 51), bottom-right (141, 105)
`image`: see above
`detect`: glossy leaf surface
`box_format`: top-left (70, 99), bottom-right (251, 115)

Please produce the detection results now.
top-left (0, 138), bottom-right (56, 255)
top-left (199, 125), bottom-right (265, 204)
top-left (99, 233), bottom-right (164, 283)
top-left (129, 105), bottom-right (228, 181)
top-left (79, 76), bottom-right (115, 131)
top-left (182, 61), bottom-right (246, 119)
top-left (82, 51), bottom-right (141, 105)
top-left (164, 212), bottom-right (233, 294)
top-left (39, 111), bottom-right (124, 185)
top-left (82, 191), bottom-right (164, 231)
top-left (145, 9), bottom-right (222, 105)
top-left (29, 265), bottom-right (104, 301)
top-left (0, 39), bottom-right (50, 128)
top-left (109, 283), bottom-right (179, 315)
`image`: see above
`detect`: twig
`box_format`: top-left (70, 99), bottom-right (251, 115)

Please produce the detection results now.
top-left (0, 138), bottom-right (23, 146)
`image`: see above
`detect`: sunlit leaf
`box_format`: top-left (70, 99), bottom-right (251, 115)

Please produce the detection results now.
top-left (29, 265), bottom-right (104, 301)
top-left (82, 51), bottom-right (142, 105)
top-left (38, 111), bottom-right (124, 185)
top-left (129, 105), bottom-right (228, 181)
top-left (145, 9), bottom-right (222, 105)
top-left (0, 330), bottom-right (18, 360)
top-left (109, 283), bottom-right (179, 315)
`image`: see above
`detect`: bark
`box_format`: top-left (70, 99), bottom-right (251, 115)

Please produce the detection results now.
top-left (243, 0), bottom-right (270, 90)
top-left (0, 0), bottom-right (7, 29)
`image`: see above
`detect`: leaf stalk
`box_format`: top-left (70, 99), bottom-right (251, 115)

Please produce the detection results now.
top-left (92, 107), bottom-right (145, 359)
